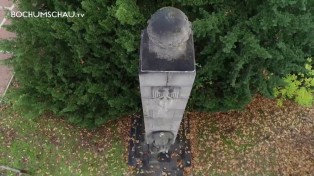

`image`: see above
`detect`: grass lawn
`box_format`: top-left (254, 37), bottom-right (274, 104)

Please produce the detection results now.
top-left (0, 95), bottom-right (313, 175)
top-left (0, 104), bottom-right (134, 176)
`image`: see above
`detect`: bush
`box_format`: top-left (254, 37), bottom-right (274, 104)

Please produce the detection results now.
top-left (1, 0), bottom-right (313, 127)
top-left (274, 57), bottom-right (314, 107)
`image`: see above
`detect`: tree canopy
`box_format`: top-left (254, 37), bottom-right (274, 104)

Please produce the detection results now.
top-left (1, 0), bottom-right (313, 127)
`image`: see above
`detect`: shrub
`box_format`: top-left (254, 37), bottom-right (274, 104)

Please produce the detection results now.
top-left (1, 0), bottom-right (313, 127)
top-left (274, 57), bottom-right (314, 107)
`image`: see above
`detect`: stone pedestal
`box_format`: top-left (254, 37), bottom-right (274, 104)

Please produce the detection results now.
top-left (139, 7), bottom-right (195, 153)
top-left (128, 7), bottom-right (195, 175)
top-left (128, 114), bottom-right (192, 175)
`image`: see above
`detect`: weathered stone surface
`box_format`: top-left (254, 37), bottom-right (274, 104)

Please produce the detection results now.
top-left (139, 73), bottom-right (167, 86)
top-left (147, 7), bottom-right (191, 51)
top-left (139, 7), bottom-right (195, 154)
top-left (128, 115), bottom-right (191, 175)
top-left (143, 109), bottom-right (185, 120)
top-left (167, 72), bottom-right (196, 87)
top-left (140, 29), bottom-right (195, 72)
top-left (140, 86), bottom-right (194, 99)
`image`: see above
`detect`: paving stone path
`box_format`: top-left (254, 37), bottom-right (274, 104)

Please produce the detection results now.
top-left (0, 0), bottom-right (15, 98)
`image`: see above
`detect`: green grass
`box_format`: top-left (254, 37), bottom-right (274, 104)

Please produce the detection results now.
top-left (105, 139), bottom-right (128, 176)
top-left (0, 104), bottom-right (130, 176)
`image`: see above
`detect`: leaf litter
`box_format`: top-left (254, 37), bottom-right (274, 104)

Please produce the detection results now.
top-left (0, 94), bottom-right (313, 175)
top-left (187, 94), bottom-right (313, 175)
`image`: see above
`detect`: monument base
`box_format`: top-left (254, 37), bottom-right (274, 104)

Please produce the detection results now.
top-left (128, 114), bottom-right (191, 176)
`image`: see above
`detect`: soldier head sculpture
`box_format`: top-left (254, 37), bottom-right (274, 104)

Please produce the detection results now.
top-left (139, 7), bottom-right (196, 153)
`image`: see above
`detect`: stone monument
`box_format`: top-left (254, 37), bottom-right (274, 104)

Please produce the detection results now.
top-left (140, 6), bottom-right (195, 154)
top-left (129, 7), bottom-right (195, 175)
